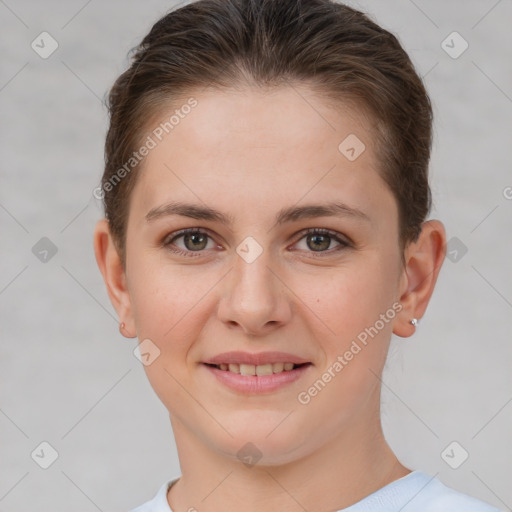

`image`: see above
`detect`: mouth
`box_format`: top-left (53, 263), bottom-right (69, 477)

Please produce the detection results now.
top-left (201, 360), bottom-right (313, 394)
top-left (203, 362), bottom-right (311, 376)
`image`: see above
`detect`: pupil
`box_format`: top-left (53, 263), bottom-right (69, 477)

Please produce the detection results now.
top-left (309, 234), bottom-right (330, 251)
top-left (185, 233), bottom-right (207, 251)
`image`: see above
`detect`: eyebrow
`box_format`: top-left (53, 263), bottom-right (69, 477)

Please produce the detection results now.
top-left (145, 200), bottom-right (370, 226)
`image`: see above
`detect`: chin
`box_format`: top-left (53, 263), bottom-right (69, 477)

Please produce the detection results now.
top-left (209, 425), bottom-right (310, 467)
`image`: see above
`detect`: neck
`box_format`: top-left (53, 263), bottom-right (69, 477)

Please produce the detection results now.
top-left (167, 397), bottom-right (410, 512)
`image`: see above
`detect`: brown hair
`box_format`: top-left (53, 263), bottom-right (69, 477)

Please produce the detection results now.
top-left (101, 0), bottom-right (433, 267)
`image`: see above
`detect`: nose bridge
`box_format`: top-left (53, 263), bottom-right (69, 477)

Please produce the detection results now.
top-left (231, 239), bottom-right (277, 307)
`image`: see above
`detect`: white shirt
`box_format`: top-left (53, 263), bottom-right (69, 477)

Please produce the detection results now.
top-left (129, 470), bottom-right (502, 511)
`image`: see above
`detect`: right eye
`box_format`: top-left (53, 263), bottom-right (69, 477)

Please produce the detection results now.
top-left (163, 228), bottom-right (220, 257)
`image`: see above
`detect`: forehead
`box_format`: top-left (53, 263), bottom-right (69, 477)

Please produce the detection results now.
top-left (129, 85), bottom-right (395, 227)
top-left (165, 85), bottom-right (372, 153)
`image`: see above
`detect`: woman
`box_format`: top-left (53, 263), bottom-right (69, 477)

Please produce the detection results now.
top-left (93, 0), bottom-right (501, 510)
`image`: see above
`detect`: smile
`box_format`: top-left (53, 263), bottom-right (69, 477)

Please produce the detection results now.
top-left (206, 362), bottom-right (309, 376)
top-left (202, 362), bottom-right (312, 394)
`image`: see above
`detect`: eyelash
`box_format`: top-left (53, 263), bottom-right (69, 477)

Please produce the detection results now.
top-left (162, 227), bottom-right (351, 258)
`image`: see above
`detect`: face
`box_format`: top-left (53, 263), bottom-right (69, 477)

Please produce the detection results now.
top-left (121, 85), bottom-right (406, 464)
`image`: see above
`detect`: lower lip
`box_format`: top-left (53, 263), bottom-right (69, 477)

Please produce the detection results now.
top-left (202, 363), bottom-right (312, 394)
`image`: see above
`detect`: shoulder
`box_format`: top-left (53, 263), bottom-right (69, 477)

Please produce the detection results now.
top-left (403, 472), bottom-right (502, 512)
top-left (128, 478), bottom-right (177, 512)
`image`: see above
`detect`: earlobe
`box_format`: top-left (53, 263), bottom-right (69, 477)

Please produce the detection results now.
top-left (93, 219), bottom-right (136, 337)
top-left (393, 220), bottom-right (446, 338)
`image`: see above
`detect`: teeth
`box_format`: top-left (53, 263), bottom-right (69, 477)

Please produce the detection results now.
top-left (228, 363), bottom-right (240, 373)
top-left (215, 362), bottom-right (302, 375)
top-left (240, 364), bottom-right (256, 376)
top-left (256, 364), bottom-right (273, 376)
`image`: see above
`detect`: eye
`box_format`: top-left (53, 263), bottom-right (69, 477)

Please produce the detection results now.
top-left (163, 228), bottom-right (218, 257)
top-left (292, 228), bottom-right (350, 255)
top-left (162, 227), bottom-right (351, 258)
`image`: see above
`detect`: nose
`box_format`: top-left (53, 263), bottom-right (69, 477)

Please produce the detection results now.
top-left (216, 246), bottom-right (292, 337)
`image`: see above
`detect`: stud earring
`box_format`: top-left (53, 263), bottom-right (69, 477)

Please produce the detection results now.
top-left (409, 318), bottom-right (418, 327)
top-left (119, 321), bottom-right (131, 337)
top-left (120, 322), bottom-right (138, 339)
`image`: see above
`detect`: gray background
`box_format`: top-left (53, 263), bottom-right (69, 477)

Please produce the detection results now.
top-left (1, 0), bottom-right (511, 510)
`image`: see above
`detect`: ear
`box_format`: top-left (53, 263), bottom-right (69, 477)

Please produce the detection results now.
top-left (393, 220), bottom-right (446, 338)
top-left (93, 218), bottom-right (136, 337)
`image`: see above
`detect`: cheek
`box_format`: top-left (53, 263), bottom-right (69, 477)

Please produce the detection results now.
top-left (127, 263), bottom-right (212, 410)
top-left (295, 258), bottom-right (397, 342)
top-left (289, 261), bottom-right (398, 421)
top-left (128, 259), bottom-right (218, 353)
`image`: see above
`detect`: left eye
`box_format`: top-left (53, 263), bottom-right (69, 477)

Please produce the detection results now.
top-left (293, 229), bottom-right (349, 254)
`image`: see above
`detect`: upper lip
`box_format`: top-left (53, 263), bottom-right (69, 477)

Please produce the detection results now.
top-left (203, 351), bottom-right (311, 366)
